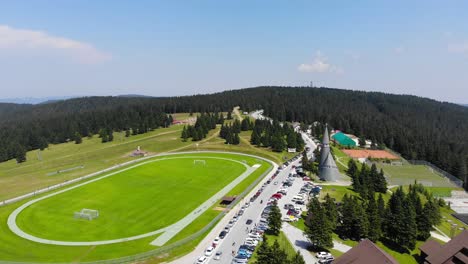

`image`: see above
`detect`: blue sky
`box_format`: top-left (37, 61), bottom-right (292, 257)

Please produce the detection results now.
top-left (0, 1), bottom-right (467, 103)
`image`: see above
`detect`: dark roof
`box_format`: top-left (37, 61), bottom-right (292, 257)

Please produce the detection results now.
top-left (422, 230), bottom-right (468, 264)
top-left (453, 213), bottom-right (468, 225)
top-left (334, 239), bottom-right (398, 264)
top-left (419, 239), bottom-right (442, 255)
top-left (221, 196), bottom-right (236, 202)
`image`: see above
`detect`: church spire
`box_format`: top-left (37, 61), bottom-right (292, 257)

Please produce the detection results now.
top-left (319, 124), bottom-right (341, 181)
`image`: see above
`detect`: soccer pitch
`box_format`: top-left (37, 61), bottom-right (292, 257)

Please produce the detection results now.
top-left (376, 163), bottom-right (458, 187)
top-left (0, 152), bottom-right (272, 262)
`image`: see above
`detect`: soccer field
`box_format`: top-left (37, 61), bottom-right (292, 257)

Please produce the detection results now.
top-left (376, 163), bottom-right (458, 187)
top-left (0, 152), bottom-right (273, 262)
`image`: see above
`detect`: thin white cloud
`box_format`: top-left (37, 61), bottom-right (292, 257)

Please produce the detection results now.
top-left (0, 25), bottom-right (111, 64)
top-left (448, 42), bottom-right (468, 55)
top-left (298, 51), bottom-right (343, 74)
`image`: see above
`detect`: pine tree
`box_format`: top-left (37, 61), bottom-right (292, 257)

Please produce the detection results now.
top-left (241, 118), bottom-right (251, 131)
top-left (74, 132), bottom-right (82, 144)
top-left (227, 111), bottom-right (232, 120)
top-left (366, 195), bottom-right (382, 241)
top-left (323, 193), bottom-right (338, 230)
top-left (125, 129), bottom-right (131, 137)
top-left (232, 119), bottom-right (241, 133)
top-left (347, 159), bottom-right (358, 177)
top-left (305, 197), bottom-right (333, 248)
top-left (15, 145), bottom-right (27, 163)
top-left (251, 130), bottom-right (261, 145)
top-left (107, 129), bottom-right (114, 142)
top-left (255, 236), bottom-right (272, 264)
top-left (181, 126), bottom-right (188, 142)
top-left (232, 132), bottom-right (240, 145)
top-left (287, 132), bottom-right (297, 149)
top-left (375, 168), bottom-right (388, 193)
top-left (290, 251), bottom-right (306, 264)
top-left (417, 201), bottom-right (435, 240)
top-left (270, 240), bottom-right (288, 264)
top-left (377, 194), bottom-right (386, 220)
top-left (354, 198), bottom-right (370, 240)
top-left (400, 197), bottom-right (417, 250)
top-left (267, 202), bottom-right (282, 235)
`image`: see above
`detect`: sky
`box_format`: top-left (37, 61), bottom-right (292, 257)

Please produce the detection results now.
top-left (0, 1), bottom-right (467, 103)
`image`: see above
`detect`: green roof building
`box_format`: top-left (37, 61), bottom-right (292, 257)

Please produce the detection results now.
top-left (332, 131), bottom-right (357, 147)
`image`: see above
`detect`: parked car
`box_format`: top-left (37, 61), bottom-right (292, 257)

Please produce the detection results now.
top-left (214, 251), bottom-right (222, 260)
top-left (219, 231), bottom-right (227, 239)
top-left (195, 256), bottom-right (208, 264)
top-left (205, 246), bottom-right (214, 256)
top-left (212, 237), bottom-right (220, 247)
top-left (316, 252), bottom-right (332, 259)
top-left (246, 219), bottom-right (253, 225)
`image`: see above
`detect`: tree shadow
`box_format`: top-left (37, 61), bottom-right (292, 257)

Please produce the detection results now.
top-left (379, 237), bottom-right (410, 254)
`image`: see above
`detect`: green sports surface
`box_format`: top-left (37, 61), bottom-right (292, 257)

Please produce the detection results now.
top-left (376, 163), bottom-right (458, 187)
top-left (0, 152), bottom-right (272, 262)
top-left (17, 156), bottom-right (246, 241)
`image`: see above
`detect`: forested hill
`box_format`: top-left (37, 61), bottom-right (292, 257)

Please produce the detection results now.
top-left (1, 87), bottom-right (467, 185)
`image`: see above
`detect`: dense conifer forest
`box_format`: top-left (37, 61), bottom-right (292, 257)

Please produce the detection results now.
top-left (0, 87), bottom-right (467, 187)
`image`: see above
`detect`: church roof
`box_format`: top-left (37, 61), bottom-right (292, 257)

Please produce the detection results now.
top-left (319, 125), bottom-right (340, 181)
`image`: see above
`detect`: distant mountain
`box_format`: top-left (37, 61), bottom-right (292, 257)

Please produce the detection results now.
top-left (461, 104), bottom-right (468, 107)
top-left (117, 94), bottom-right (153, 98)
top-left (0, 86), bottom-right (467, 186)
top-left (0, 96), bottom-right (77, 105)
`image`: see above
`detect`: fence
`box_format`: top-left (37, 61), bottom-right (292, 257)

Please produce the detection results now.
top-left (0, 154), bottom-right (275, 264)
top-left (408, 160), bottom-right (464, 188)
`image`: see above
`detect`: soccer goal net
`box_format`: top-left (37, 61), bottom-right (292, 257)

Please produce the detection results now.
top-left (74, 208), bottom-right (99, 220)
top-left (193, 160), bottom-right (206, 165)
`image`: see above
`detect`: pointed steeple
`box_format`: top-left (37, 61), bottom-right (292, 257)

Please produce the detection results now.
top-left (319, 124), bottom-right (341, 181)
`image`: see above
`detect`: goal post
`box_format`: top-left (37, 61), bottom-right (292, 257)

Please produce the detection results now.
top-left (74, 208), bottom-right (99, 220)
top-left (193, 160), bottom-right (206, 165)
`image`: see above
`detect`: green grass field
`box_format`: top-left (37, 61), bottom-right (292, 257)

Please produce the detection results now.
top-left (376, 163), bottom-right (458, 187)
top-left (17, 156), bottom-right (247, 241)
top-left (0, 152), bottom-right (273, 262)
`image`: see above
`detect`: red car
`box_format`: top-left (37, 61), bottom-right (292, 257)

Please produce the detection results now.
top-left (271, 193), bottom-right (282, 199)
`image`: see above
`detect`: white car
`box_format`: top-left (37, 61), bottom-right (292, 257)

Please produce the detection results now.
top-left (205, 246), bottom-right (214, 256)
top-left (196, 256), bottom-right (208, 264)
top-left (212, 237), bottom-right (220, 246)
top-left (316, 251), bottom-right (332, 259)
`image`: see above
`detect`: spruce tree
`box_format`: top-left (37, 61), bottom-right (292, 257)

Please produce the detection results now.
top-left (255, 236), bottom-right (272, 264)
top-left (232, 132), bottom-right (240, 145)
top-left (375, 168), bottom-right (388, 193)
top-left (270, 240), bottom-right (288, 264)
top-left (267, 202), bottom-right (282, 235)
top-left (74, 132), bottom-right (82, 144)
top-left (125, 129), bottom-right (131, 137)
top-left (305, 197), bottom-right (333, 248)
top-left (251, 130), bottom-right (261, 145)
top-left (366, 195), bottom-right (382, 241)
top-left (417, 201), bottom-right (434, 240)
top-left (323, 193), bottom-right (338, 230)
top-left (290, 251), bottom-right (306, 264)
top-left (181, 126), bottom-right (188, 142)
top-left (15, 145), bottom-right (27, 163)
